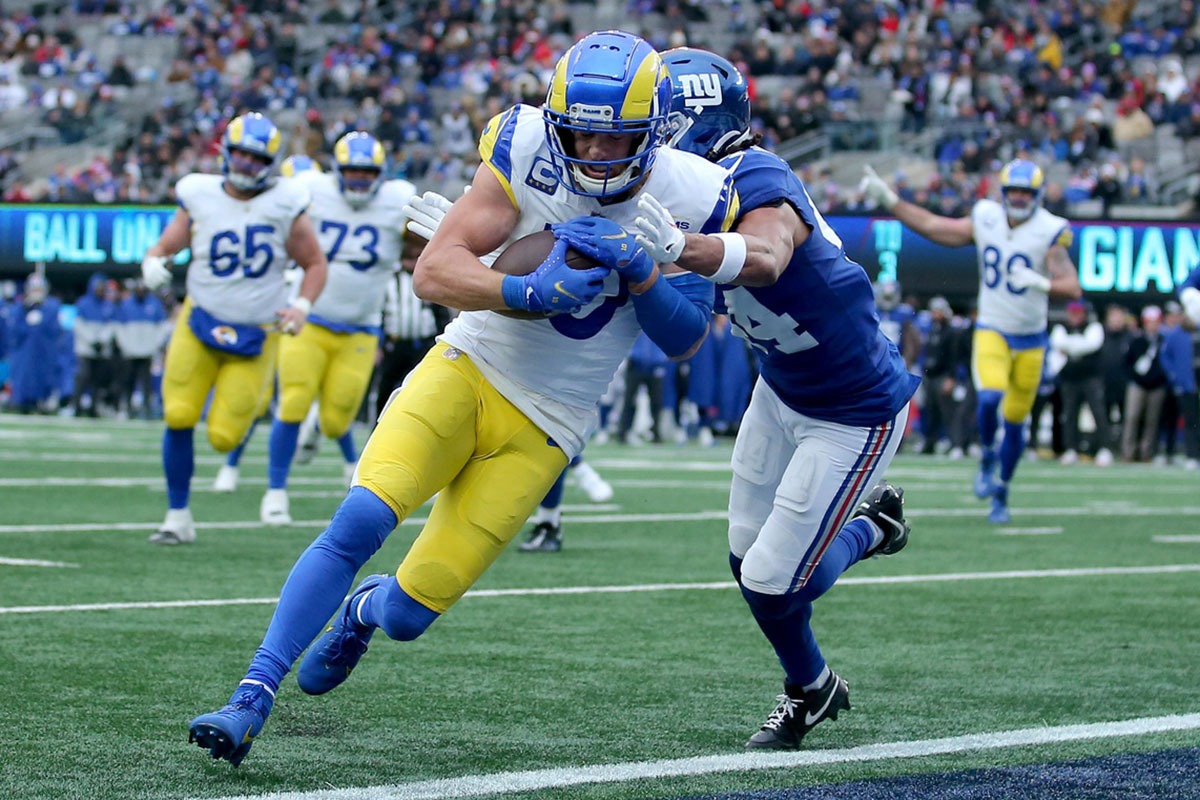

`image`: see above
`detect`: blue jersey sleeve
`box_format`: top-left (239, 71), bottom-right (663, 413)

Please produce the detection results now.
top-left (720, 148), bottom-right (807, 217)
top-left (699, 169), bottom-right (741, 234)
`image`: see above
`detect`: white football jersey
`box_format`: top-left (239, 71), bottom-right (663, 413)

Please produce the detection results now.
top-left (298, 172), bottom-right (415, 328)
top-left (439, 104), bottom-right (737, 457)
top-left (177, 174), bottom-right (311, 325)
top-left (971, 199), bottom-right (1072, 336)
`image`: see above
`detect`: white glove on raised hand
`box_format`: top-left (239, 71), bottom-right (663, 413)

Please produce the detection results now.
top-left (632, 193), bottom-right (685, 264)
top-left (403, 190), bottom-right (454, 241)
top-left (141, 255), bottom-right (172, 290)
top-left (1007, 265), bottom-right (1052, 293)
top-left (859, 165), bottom-right (899, 211)
top-left (1181, 287), bottom-right (1200, 325)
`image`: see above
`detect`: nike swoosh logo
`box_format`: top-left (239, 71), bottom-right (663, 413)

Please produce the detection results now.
top-left (241, 729), bottom-right (255, 744)
top-left (805, 684), bottom-right (838, 726)
top-left (554, 281), bottom-right (580, 301)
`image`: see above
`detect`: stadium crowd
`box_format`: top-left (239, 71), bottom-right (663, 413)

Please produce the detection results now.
top-left (0, 1), bottom-right (1198, 215)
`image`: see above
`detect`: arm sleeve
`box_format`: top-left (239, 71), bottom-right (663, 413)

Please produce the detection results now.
top-left (630, 272), bottom-right (714, 359)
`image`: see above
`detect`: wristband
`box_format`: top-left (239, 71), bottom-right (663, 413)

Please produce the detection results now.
top-left (707, 232), bottom-right (747, 284)
top-left (291, 296), bottom-right (313, 315)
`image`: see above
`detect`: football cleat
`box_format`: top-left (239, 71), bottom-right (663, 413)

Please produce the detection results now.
top-left (296, 573), bottom-right (388, 695)
top-left (188, 680), bottom-right (275, 767)
top-left (854, 483), bottom-right (910, 557)
top-left (989, 484), bottom-right (1011, 524)
top-left (746, 672), bottom-right (850, 750)
top-left (259, 489), bottom-right (291, 525)
top-left (973, 449), bottom-right (997, 499)
top-left (573, 461), bottom-right (613, 503)
top-left (212, 465), bottom-right (239, 493)
top-left (1095, 448), bottom-right (1114, 467)
top-left (149, 508), bottom-right (195, 545)
top-left (518, 521), bottom-right (562, 552)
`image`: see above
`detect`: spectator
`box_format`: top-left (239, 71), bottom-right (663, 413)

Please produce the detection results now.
top-left (617, 333), bottom-right (670, 445)
top-left (1092, 162), bottom-right (1123, 215)
top-left (918, 296), bottom-right (962, 455)
top-left (7, 274), bottom-right (61, 414)
top-left (1050, 301), bottom-right (1113, 466)
top-left (1122, 305), bottom-right (1168, 461)
top-left (72, 272), bottom-right (116, 417)
top-left (1158, 301), bottom-right (1199, 467)
top-left (1101, 304), bottom-right (1133, 448)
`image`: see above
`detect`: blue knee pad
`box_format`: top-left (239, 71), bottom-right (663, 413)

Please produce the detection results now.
top-left (363, 577), bottom-right (440, 642)
top-left (316, 487), bottom-right (397, 567)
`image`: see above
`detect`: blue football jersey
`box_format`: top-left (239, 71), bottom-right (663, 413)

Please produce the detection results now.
top-left (716, 147), bottom-right (919, 426)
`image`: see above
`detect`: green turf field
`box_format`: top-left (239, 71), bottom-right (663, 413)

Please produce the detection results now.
top-left (1, 414), bottom-right (1198, 800)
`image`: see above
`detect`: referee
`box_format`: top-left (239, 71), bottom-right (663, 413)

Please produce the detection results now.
top-left (374, 268), bottom-right (451, 419)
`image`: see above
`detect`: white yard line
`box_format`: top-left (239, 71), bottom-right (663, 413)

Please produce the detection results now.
top-left (200, 712), bottom-right (1200, 800)
top-left (1153, 535), bottom-right (1200, 543)
top-left (4, 564), bottom-right (1198, 615)
top-left (996, 527), bottom-right (1064, 535)
top-left (0, 556), bottom-right (79, 568)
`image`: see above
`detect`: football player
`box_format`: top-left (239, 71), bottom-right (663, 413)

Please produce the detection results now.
top-left (140, 112), bottom-right (327, 544)
top-left (257, 132), bottom-right (416, 524)
top-left (862, 159), bottom-right (1081, 522)
top-left (188, 31), bottom-right (736, 766)
top-left (636, 47), bottom-right (916, 750)
top-left (213, 154), bottom-right (326, 493)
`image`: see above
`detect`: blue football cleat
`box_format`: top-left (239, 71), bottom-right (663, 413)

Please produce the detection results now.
top-left (973, 449), bottom-right (997, 499)
top-left (297, 573), bottom-right (389, 695)
top-left (989, 485), bottom-right (1011, 524)
top-left (188, 681), bottom-right (274, 767)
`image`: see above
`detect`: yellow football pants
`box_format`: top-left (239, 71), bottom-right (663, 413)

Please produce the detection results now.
top-left (355, 343), bottom-right (568, 613)
top-left (161, 299), bottom-right (279, 452)
top-left (972, 328), bottom-right (1046, 424)
top-left (277, 322), bottom-right (378, 439)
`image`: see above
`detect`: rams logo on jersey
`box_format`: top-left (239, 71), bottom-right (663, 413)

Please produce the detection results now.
top-left (212, 325), bottom-right (239, 346)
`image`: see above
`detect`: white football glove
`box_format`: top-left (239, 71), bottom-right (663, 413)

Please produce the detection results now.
top-left (859, 165), bottom-right (899, 211)
top-left (403, 190), bottom-right (454, 241)
top-left (1181, 287), bottom-right (1200, 326)
top-left (632, 193), bottom-right (685, 264)
top-left (141, 255), bottom-right (172, 290)
top-left (1007, 265), bottom-right (1052, 293)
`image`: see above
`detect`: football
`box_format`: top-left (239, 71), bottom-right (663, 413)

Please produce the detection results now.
top-left (490, 230), bottom-right (602, 320)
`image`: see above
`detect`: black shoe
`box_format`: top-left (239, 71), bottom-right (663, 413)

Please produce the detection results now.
top-left (854, 483), bottom-right (910, 557)
top-left (518, 521), bottom-right (562, 552)
top-left (745, 673), bottom-right (850, 750)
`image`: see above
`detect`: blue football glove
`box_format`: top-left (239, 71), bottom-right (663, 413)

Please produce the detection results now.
top-left (551, 216), bottom-right (654, 284)
top-left (500, 238), bottom-right (610, 315)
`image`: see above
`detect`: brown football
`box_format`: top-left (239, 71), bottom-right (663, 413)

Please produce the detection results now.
top-left (490, 230), bottom-right (602, 320)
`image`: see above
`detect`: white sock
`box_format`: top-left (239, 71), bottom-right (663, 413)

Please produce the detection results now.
top-left (532, 506), bottom-right (562, 527)
top-left (802, 665), bottom-right (831, 693)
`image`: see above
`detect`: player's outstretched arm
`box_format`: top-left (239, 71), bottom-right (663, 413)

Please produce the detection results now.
top-left (635, 194), bottom-right (806, 287)
top-left (1045, 244), bottom-right (1082, 300)
top-left (275, 212), bottom-right (328, 334)
top-left (412, 164), bottom-right (518, 311)
top-left (860, 165), bottom-right (974, 248)
top-left (141, 208), bottom-right (191, 289)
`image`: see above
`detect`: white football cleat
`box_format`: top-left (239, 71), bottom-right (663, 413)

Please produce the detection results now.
top-left (1095, 448), bottom-right (1114, 467)
top-left (260, 489), bottom-right (292, 525)
top-left (212, 464), bottom-right (239, 492)
top-left (1059, 449), bottom-right (1078, 466)
top-left (149, 508), bottom-right (195, 545)
top-left (573, 461), bottom-right (614, 503)
top-left (697, 426), bottom-right (716, 447)
top-left (343, 461), bottom-right (357, 488)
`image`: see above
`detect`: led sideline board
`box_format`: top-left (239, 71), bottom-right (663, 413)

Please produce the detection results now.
top-left (0, 205), bottom-right (1195, 300)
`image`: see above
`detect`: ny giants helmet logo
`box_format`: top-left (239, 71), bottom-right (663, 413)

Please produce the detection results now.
top-left (678, 73), bottom-right (723, 112)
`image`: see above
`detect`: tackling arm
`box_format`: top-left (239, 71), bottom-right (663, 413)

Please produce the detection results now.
top-left (673, 203), bottom-right (810, 287)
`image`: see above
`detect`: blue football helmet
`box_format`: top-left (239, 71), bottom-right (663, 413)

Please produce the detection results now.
top-left (662, 48), bottom-right (752, 162)
top-left (543, 31), bottom-right (672, 198)
top-left (333, 132), bottom-right (386, 207)
top-left (280, 154), bottom-right (322, 177)
top-left (998, 159), bottom-right (1044, 222)
top-left (220, 112), bottom-right (282, 193)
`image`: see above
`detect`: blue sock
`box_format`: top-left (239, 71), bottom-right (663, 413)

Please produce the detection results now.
top-left (225, 418), bottom-right (258, 468)
top-left (977, 390), bottom-right (1002, 449)
top-left (998, 419), bottom-right (1025, 483)
top-left (163, 427), bottom-right (194, 510)
top-left (540, 467), bottom-right (568, 509)
top-left (337, 430), bottom-right (356, 463)
top-left (268, 419), bottom-right (301, 490)
top-left (740, 588), bottom-right (823, 687)
top-left (357, 576), bottom-right (440, 641)
top-left (244, 487), bottom-right (397, 692)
